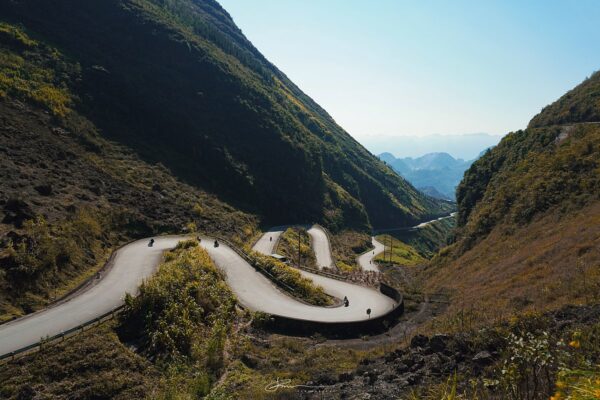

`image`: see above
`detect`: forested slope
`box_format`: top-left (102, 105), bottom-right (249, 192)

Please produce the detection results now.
top-left (0, 0), bottom-right (449, 231)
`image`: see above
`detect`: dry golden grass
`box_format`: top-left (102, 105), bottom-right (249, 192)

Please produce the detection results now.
top-left (424, 202), bottom-right (600, 332)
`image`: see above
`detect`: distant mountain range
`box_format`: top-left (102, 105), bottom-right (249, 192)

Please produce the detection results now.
top-left (363, 133), bottom-right (502, 160)
top-left (378, 152), bottom-right (485, 200)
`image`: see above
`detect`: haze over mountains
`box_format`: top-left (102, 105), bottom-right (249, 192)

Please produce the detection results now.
top-left (378, 152), bottom-right (478, 200)
top-left (362, 132), bottom-right (502, 160)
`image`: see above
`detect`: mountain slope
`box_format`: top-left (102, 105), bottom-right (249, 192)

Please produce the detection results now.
top-left (0, 0), bottom-right (449, 231)
top-left (425, 72), bottom-right (600, 326)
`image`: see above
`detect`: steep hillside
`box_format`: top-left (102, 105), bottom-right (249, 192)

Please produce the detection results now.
top-left (0, 1), bottom-right (450, 319)
top-left (426, 72), bottom-right (600, 326)
top-left (528, 71), bottom-right (600, 128)
top-left (0, 0), bottom-right (449, 232)
top-left (0, 23), bottom-right (257, 319)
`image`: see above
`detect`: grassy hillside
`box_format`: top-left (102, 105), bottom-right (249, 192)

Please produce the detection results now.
top-left (0, 22), bottom-right (257, 320)
top-left (427, 72), bottom-right (600, 327)
top-left (0, 0), bottom-right (450, 232)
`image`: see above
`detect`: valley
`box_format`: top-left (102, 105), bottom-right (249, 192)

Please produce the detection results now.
top-left (0, 1), bottom-right (598, 399)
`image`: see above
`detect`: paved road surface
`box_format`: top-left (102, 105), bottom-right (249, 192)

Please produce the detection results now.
top-left (252, 225), bottom-right (334, 269)
top-left (0, 236), bottom-right (185, 358)
top-left (415, 212), bottom-right (457, 228)
top-left (251, 226), bottom-right (286, 255)
top-left (1, 231), bottom-right (397, 357)
top-left (206, 237), bottom-right (395, 322)
top-left (307, 225), bottom-right (334, 269)
top-left (357, 237), bottom-right (385, 272)
top-left (359, 212), bottom-right (457, 271)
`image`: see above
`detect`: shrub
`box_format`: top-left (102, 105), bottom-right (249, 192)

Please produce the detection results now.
top-left (246, 250), bottom-right (332, 306)
top-left (120, 245), bottom-right (236, 365)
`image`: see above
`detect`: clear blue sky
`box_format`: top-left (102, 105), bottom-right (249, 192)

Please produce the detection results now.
top-left (219, 0), bottom-right (600, 140)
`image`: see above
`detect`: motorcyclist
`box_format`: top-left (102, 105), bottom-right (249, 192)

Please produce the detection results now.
top-left (149, 238), bottom-right (155, 247)
top-left (343, 296), bottom-right (349, 307)
top-left (214, 239), bottom-right (219, 247)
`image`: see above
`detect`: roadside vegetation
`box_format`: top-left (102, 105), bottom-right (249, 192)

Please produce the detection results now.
top-left (330, 230), bottom-right (371, 271)
top-left (407, 307), bottom-right (600, 400)
top-left (118, 241), bottom-right (237, 397)
top-left (247, 250), bottom-right (332, 306)
top-left (375, 234), bottom-right (426, 267)
top-left (275, 226), bottom-right (316, 269)
top-left (0, 325), bottom-right (160, 400)
top-left (0, 210), bottom-right (110, 321)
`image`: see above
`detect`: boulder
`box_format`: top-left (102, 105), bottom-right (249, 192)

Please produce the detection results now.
top-left (410, 334), bottom-right (429, 349)
top-left (2, 198), bottom-right (35, 228)
top-left (428, 334), bottom-right (450, 353)
top-left (472, 351), bottom-right (493, 366)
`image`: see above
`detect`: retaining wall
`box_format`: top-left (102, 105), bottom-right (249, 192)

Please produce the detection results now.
top-left (260, 282), bottom-right (404, 338)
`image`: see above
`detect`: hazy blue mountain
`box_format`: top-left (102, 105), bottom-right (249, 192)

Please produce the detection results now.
top-left (380, 152), bottom-right (476, 200)
top-left (363, 133), bottom-right (502, 160)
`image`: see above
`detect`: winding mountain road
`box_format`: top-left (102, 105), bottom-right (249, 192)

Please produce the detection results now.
top-left (251, 225), bottom-right (334, 269)
top-left (0, 228), bottom-right (396, 358)
top-left (307, 226), bottom-right (335, 269)
top-left (357, 212), bottom-right (457, 272)
top-left (0, 236), bottom-right (184, 358)
top-left (251, 226), bottom-right (287, 255)
top-left (357, 237), bottom-right (385, 272)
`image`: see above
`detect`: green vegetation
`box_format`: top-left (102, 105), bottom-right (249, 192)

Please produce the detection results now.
top-left (456, 124), bottom-right (599, 252)
top-left (0, 22), bottom-right (74, 116)
top-left (330, 230), bottom-right (371, 271)
top-left (529, 70), bottom-right (600, 128)
top-left (403, 217), bottom-right (456, 257)
top-left (247, 250), bottom-right (332, 306)
top-left (117, 242), bottom-right (237, 396)
top-left (275, 226), bottom-right (316, 268)
top-left (375, 234), bottom-right (426, 267)
top-left (0, 210), bottom-right (109, 320)
top-left (0, 325), bottom-right (160, 400)
top-left (0, 0), bottom-right (451, 231)
top-left (409, 310), bottom-right (600, 400)
top-left (456, 73), bottom-right (600, 253)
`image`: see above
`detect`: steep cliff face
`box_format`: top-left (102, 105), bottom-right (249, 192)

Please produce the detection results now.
top-left (0, 0), bottom-right (449, 231)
